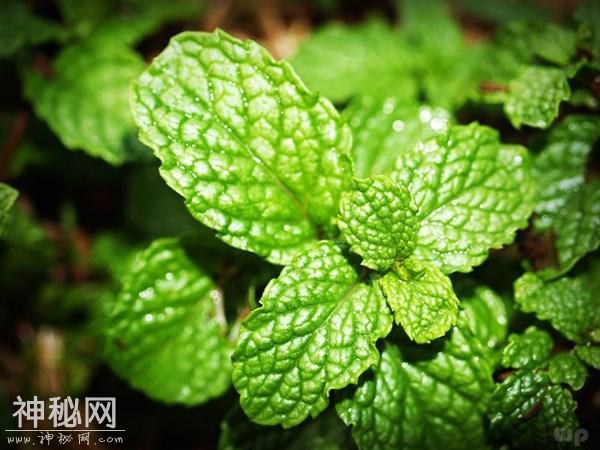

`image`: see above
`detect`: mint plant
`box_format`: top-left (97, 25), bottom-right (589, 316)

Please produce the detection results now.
top-left (2, 0), bottom-right (600, 449)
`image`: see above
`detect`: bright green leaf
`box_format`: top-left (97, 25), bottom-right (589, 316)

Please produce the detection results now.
top-left (104, 238), bottom-right (232, 405)
top-left (514, 272), bottom-right (600, 343)
top-left (549, 352), bottom-right (588, 390)
top-left (488, 370), bottom-right (577, 450)
top-left (338, 176), bottom-right (419, 271)
top-left (391, 123), bottom-right (535, 273)
top-left (345, 97), bottom-right (451, 177)
top-left (25, 39), bottom-right (145, 165)
top-left (0, 184), bottom-right (18, 236)
top-left (132, 30), bottom-right (353, 265)
top-left (380, 258), bottom-right (459, 343)
top-left (231, 241), bottom-right (392, 427)
top-left (501, 327), bottom-right (553, 369)
top-left (337, 291), bottom-right (501, 450)
top-left (552, 181), bottom-right (600, 275)
top-left (504, 65), bottom-right (570, 129)
top-left (533, 115), bottom-right (600, 230)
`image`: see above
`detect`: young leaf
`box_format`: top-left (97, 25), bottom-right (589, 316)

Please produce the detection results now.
top-left (103, 238), bottom-right (232, 405)
top-left (552, 181), bottom-right (600, 275)
top-left (337, 289), bottom-right (503, 450)
top-left (489, 370), bottom-right (577, 450)
top-left (338, 176), bottom-right (419, 271)
top-left (25, 39), bottom-right (145, 165)
top-left (345, 97), bottom-right (451, 177)
top-left (291, 20), bottom-right (416, 102)
top-left (131, 30), bottom-right (353, 265)
top-left (379, 258), bottom-right (459, 343)
top-left (501, 327), bottom-right (553, 369)
top-left (391, 123), bottom-right (535, 273)
top-left (548, 352), bottom-right (588, 390)
top-left (533, 115), bottom-right (600, 230)
top-left (504, 66), bottom-right (570, 129)
top-left (231, 241), bottom-right (392, 427)
top-left (0, 184), bottom-right (18, 236)
top-left (514, 273), bottom-right (600, 343)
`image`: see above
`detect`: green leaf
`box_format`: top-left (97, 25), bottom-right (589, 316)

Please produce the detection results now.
top-left (132, 30), bottom-right (353, 265)
top-left (504, 66), bottom-right (570, 129)
top-left (533, 115), bottom-right (600, 230)
top-left (575, 344), bottom-right (600, 370)
top-left (488, 370), bottom-right (577, 450)
top-left (345, 97), bottom-right (451, 177)
top-left (552, 181), bottom-right (600, 275)
top-left (514, 272), bottom-right (600, 343)
top-left (103, 238), bottom-right (232, 405)
top-left (25, 38), bottom-right (145, 165)
top-left (231, 241), bottom-right (392, 427)
top-left (380, 259), bottom-right (459, 343)
top-left (501, 327), bottom-right (553, 369)
top-left (391, 123), bottom-right (535, 273)
top-left (219, 407), bottom-right (356, 450)
top-left (291, 20), bottom-right (416, 102)
top-left (529, 22), bottom-right (577, 66)
top-left (548, 352), bottom-right (588, 390)
top-left (458, 286), bottom-right (508, 352)
top-left (0, 184), bottom-right (18, 236)
top-left (338, 176), bottom-right (419, 271)
top-left (0, 0), bottom-right (63, 58)
top-left (337, 291), bottom-right (501, 450)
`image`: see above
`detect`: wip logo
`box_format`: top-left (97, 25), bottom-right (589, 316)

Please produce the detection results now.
top-left (554, 428), bottom-right (589, 447)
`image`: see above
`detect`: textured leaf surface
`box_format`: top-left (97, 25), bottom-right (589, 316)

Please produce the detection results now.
top-left (132, 30), bottom-right (353, 264)
top-left (552, 181), bottom-right (600, 275)
top-left (231, 241), bottom-right (392, 427)
top-left (0, 0), bottom-right (62, 58)
top-left (337, 290), bottom-right (503, 450)
top-left (380, 259), bottom-right (459, 343)
top-left (533, 115), bottom-right (600, 230)
top-left (345, 97), bottom-right (451, 177)
top-left (489, 370), bottom-right (577, 449)
top-left (575, 345), bottom-right (600, 370)
top-left (514, 273), bottom-right (600, 343)
top-left (291, 20), bottom-right (415, 102)
top-left (0, 184), bottom-right (18, 236)
top-left (25, 39), bottom-right (144, 164)
top-left (548, 352), bottom-right (587, 390)
top-left (391, 123), bottom-right (535, 273)
top-left (504, 66), bottom-right (570, 129)
top-left (338, 176), bottom-right (418, 271)
top-left (501, 327), bottom-right (553, 369)
top-left (104, 238), bottom-right (231, 405)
